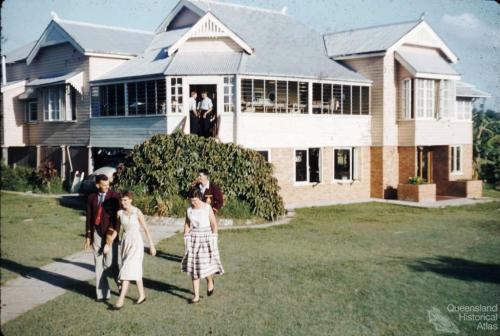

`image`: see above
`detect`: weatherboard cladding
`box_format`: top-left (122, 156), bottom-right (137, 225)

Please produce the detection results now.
top-left (324, 20), bottom-right (420, 57)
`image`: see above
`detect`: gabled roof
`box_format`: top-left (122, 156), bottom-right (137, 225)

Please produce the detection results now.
top-left (324, 20), bottom-right (420, 58)
top-left (456, 82), bottom-right (491, 98)
top-left (324, 19), bottom-right (458, 63)
top-left (25, 16), bottom-right (154, 64)
top-left (3, 41), bottom-right (37, 64)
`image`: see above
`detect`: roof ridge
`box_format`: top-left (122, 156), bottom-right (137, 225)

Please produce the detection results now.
top-left (56, 18), bottom-right (154, 35)
top-left (324, 18), bottom-right (421, 36)
top-left (189, 0), bottom-right (286, 16)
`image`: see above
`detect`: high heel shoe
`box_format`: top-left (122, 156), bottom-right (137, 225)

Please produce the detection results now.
top-left (207, 279), bottom-right (215, 297)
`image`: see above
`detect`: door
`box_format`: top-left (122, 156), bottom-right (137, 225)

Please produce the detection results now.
top-left (189, 84), bottom-right (217, 136)
top-left (417, 146), bottom-right (433, 183)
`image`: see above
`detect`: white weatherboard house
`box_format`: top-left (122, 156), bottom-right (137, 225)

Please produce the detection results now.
top-left (1, 0), bottom-right (490, 207)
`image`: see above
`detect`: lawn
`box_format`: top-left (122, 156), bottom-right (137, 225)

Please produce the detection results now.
top-left (0, 192), bottom-right (85, 283)
top-left (1, 190), bottom-right (499, 335)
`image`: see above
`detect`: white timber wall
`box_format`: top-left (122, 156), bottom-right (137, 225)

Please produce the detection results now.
top-left (1, 82), bottom-right (27, 146)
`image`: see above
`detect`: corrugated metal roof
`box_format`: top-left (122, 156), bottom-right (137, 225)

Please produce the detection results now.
top-left (456, 82), bottom-right (491, 98)
top-left (27, 70), bottom-right (83, 86)
top-left (183, 0), bottom-right (369, 82)
top-left (56, 19), bottom-right (154, 56)
top-left (147, 28), bottom-right (190, 51)
top-left (396, 47), bottom-right (458, 76)
top-left (324, 20), bottom-right (420, 58)
top-left (165, 52), bottom-right (242, 75)
top-left (4, 41), bottom-right (37, 63)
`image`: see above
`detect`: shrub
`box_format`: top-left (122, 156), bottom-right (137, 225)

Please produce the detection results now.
top-left (115, 132), bottom-right (285, 220)
top-left (0, 163), bottom-right (65, 194)
top-left (408, 176), bottom-right (427, 185)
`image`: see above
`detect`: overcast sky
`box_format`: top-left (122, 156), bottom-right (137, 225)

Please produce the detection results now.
top-left (2, 0), bottom-right (499, 111)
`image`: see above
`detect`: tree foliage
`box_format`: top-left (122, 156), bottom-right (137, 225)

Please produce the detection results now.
top-left (473, 108), bottom-right (500, 185)
top-left (115, 132), bottom-right (285, 220)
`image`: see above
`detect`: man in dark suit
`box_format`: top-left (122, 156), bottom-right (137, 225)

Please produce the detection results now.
top-left (195, 169), bottom-right (224, 214)
top-left (84, 174), bottom-right (121, 301)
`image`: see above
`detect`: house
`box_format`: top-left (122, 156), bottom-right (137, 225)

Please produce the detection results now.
top-left (2, 0), bottom-right (489, 207)
top-left (1, 13), bottom-right (154, 180)
top-left (324, 17), bottom-right (490, 200)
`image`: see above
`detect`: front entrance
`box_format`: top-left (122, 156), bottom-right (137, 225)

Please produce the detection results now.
top-left (417, 146), bottom-right (433, 183)
top-left (189, 84), bottom-right (217, 137)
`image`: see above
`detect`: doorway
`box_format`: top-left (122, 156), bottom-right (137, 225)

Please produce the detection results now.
top-left (417, 146), bottom-right (433, 183)
top-left (189, 84), bottom-right (217, 137)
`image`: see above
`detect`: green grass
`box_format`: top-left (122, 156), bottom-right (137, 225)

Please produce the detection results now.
top-left (1, 189), bottom-right (500, 335)
top-left (0, 192), bottom-right (84, 283)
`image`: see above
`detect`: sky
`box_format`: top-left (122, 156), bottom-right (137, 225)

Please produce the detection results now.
top-left (1, 0), bottom-right (499, 111)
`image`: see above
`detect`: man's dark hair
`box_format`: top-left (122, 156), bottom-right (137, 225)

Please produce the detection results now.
top-left (198, 169), bottom-right (210, 177)
top-left (96, 174), bottom-right (109, 184)
top-left (188, 187), bottom-right (203, 200)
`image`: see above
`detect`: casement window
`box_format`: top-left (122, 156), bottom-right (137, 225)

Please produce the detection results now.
top-left (401, 79), bottom-right (414, 119)
top-left (450, 145), bottom-right (462, 174)
top-left (42, 85), bottom-right (76, 121)
top-left (415, 79), bottom-right (435, 118)
top-left (257, 150), bottom-right (270, 162)
top-left (241, 78), bottom-right (308, 113)
top-left (438, 79), bottom-right (455, 119)
top-left (333, 147), bottom-right (361, 181)
top-left (25, 101), bottom-right (38, 122)
top-left (170, 77), bottom-right (183, 113)
top-left (223, 76), bottom-right (235, 112)
top-left (295, 148), bottom-right (321, 183)
top-left (456, 98), bottom-right (472, 120)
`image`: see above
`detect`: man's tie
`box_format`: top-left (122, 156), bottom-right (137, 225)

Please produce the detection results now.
top-left (95, 194), bottom-right (105, 226)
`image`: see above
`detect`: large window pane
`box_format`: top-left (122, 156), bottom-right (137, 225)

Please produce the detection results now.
top-left (334, 149), bottom-right (351, 180)
top-left (312, 83), bottom-right (321, 114)
top-left (265, 80), bottom-right (276, 113)
top-left (277, 81), bottom-right (287, 113)
top-left (361, 86), bottom-right (369, 115)
top-left (322, 83), bottom-right (332, 114)
top-left (342, 85), bottom-right (351, 114)
top-left (99, 86), bottom-right (108, 116)
top-left (333, 85), bottom-right (342, 114)
top-left (288, 81), bottom-right (298, 113)
top-left (146, 81), bottom-right (156, 114)
top-left (299, 82), bottom-right (308, 114)
top-left (254, 79), bottom-right (264, 112)
top-left (156, 79), bottom-right (166, 114)
top-left (117, 84), bottom-right (125, 116)
top-left (127, 82), bottom-right (137, 115)
top-left (352, 86), bottom-right (361, 115)
top-left (108, 85), bottom-right (116, 116)
top-left (241, 79), bottom-right (253, 112)
top-left (295, 150), bottom-right (307, 182)
top-left (309, 148), bottom-right (320, 183)
top-left (137, 82), bottom-right (146, 115)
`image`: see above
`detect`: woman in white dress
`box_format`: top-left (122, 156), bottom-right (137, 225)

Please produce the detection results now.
top-left (113, 191), bottom-right (156, 309)
top-left (181, 188), bottom-right (224, 303)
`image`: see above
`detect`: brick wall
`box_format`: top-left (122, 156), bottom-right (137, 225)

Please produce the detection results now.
top-left (271, 147), bottom-right (371, 207)
top-left (398, 146), bottom-right (416, 184)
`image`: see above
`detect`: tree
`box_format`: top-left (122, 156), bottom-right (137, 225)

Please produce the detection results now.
top-left (473, 108), bottom-right (500, 185)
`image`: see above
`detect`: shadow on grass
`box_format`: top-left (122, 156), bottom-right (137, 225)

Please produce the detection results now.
top-left (58, 195), bottom-right (86, 211)
top-left (53, 258), bottom-right (94, 272)
top-left (404, 256), bottom-right (500, 284)
top-left (155, 250), bottom-right (183, 263)
top-left (0, 258), bottom-right (95, 299)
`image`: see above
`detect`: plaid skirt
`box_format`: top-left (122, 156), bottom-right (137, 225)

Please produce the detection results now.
top-left (181, 228), bottom-right (224, 280)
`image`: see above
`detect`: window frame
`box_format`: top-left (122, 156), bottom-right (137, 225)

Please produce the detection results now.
top-left (25, 100), bottom-right (38, 123)
top-left (332, 147), bottom-right (361, 183)
top-left (450, 145), bottom-right (463, 175)
top-left (256, 149), bottom-right (271, 162)
top-left (293, 147), bottom-right (322, 185)
top-left (42, 85), bottom-right (76, 122)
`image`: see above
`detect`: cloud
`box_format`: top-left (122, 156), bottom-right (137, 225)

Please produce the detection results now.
top-left (440, 12), bottom-right (500, 48)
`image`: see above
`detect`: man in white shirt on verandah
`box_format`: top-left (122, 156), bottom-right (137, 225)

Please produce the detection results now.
top-left (197, 91), bottom-right (213, 138)
top-left (189, 91), bottom-right (200, 136)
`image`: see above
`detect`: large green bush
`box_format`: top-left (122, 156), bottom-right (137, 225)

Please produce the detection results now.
top-left (0, 163), bottom-right (65, 194)
top-left (115, 132), bottom-right (285, 220)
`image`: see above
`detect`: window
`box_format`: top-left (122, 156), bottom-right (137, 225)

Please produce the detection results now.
top-left (241, 78), bottom-right (308, 113)
top-left (170, 77), bottom-right (183, 113)
top-left (401, 79), bottom-right (413, 119)
top-left (361, 86), bottom-right (369, 115)
top-left (450, 145), bottom-right (462, 174)
top-left (257, 150), bottom-right (270, 162)
top-left (42, 85), bottom-right (76, 121)
top-left (456, 98), bottom-right (472, 120)
top-left (439, 80), bottom-right (455, 119)
top-left (415, 79), bottom-right (435, 118)
top-left (295, 148), bottom-right (321, 183)
top-left (342, 85), bottom-right (351, 114)
top-left (25, 101), bottom-right (38, 122)
top-left (223, 76), bottom-right (235, 112)
top-left (334, 147), bottom-right (361, 181)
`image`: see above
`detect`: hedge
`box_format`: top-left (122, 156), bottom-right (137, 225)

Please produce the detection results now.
top-left (114, 132), bottom-right (285, 220)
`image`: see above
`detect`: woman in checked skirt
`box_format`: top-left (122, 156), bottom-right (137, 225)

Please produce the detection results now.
top-left (181, 188), bottom-right (224, 303)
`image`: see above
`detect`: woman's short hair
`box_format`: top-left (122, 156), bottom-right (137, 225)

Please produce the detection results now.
top-left (121, 191), bottom-right (134, 199)
top-left (188, 187), bottom-right (203, 199)
top-left (198, 168), bottom-right (210, 177)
